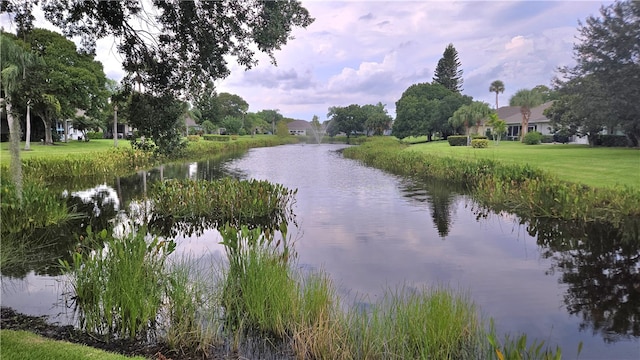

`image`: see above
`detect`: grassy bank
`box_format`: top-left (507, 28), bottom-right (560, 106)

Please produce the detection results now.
top-left (406, 140), bottom-right (639, 189)
top-left (343, 137), bottom-right (640, 222)
top-left (0, 135), bottom-right (298, 181)
top-left (0, 330), bottom-right (146, 360)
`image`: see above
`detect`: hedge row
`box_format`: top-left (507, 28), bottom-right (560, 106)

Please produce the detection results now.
top-left (593, 134), bottom-right (630, 147)
top-left (447, 136), bottom-right (467, 146)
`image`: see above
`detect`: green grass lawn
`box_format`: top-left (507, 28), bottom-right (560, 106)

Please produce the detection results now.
top-left (0, 139), bottom-right (130, 166)
top-left (406, 140), bottom-right (640, 189)
top-left (0, 330), bottom-right (146, 360)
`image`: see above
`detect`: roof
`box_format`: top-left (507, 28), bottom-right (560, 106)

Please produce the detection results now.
top-left (498, 101), bottom-right (554, 125)
top-left (287, 119), bottom-right (312, 131)
top-left (185, 114), bottom-right (198, 127)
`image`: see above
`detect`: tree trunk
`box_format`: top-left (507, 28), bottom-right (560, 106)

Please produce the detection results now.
top-left (520, 110), bottom-right (530, 142)
top-left (42, 118), bottom-right (53, 144)
top-left (6, 101), bottom-right (23, 201)
top-left (24, 104), bottom-right (31, 150)
top-left (63, 119), bottom-right (69, 143)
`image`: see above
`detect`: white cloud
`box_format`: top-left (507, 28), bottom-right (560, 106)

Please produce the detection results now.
top-left (9, 0), bottom-right (612, 119)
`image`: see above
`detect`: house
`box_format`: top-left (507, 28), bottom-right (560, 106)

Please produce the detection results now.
top-left (184, 114), bottom-right (202, 135)
top-left (287, 119), bottom-right (312, 135)
top-left (495, 101), bottom-right (554, 141)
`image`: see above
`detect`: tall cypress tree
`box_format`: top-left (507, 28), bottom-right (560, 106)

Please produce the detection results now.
top-left (433, 43), bottom-right (464, 93)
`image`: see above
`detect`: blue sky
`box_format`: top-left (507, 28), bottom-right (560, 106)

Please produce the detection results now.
top-left (5, 1), bottom-right (611, 121)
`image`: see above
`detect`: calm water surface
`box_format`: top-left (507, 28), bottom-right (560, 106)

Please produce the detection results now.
top-left (2, 143), bottom-right (638, 359)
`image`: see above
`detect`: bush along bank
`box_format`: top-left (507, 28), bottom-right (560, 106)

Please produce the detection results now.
top-left (0, 135), bottom-right (299, 183)
top-left (342, 137), bottom-right (640, 224)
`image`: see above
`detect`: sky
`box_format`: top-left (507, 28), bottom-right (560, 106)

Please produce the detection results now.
top-left (3, 1), bottom-right (612, 121)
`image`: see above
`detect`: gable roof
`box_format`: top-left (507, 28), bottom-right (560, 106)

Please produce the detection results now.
top-left (498, 101), bottom-right (554, 125)
top-left (287, 119), bottom-right (312, 131)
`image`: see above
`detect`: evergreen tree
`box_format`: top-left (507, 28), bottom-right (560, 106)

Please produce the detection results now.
top-left (432, 43), bottom-right (464, 93)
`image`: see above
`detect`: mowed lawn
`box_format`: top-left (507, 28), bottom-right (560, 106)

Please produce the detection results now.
top-left (406, 140), bottom-right (640, 189)
top-left (0, 139), bottom-right (130, 166)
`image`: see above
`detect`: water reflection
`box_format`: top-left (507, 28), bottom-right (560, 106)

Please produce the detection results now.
top-left (532, 217), bottom-right (640, 343)
top-left (3, 144), bottom-right (639, 357)
top-left (399, 178), bottom-right (462, 238)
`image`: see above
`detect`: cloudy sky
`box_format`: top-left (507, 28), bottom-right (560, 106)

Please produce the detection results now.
top-left (208, 0), bottom-right (611, 121)
top-left (6, 1), bottom-right (611, 121)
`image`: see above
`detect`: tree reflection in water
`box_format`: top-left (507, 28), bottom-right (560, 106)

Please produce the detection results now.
top-left (529, 217), bottom-right (640, 343)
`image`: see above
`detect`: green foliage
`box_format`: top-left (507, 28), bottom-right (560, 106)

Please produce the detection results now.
top-left (564, 0), bottom-right (640, 145)
top-left (0, 330), bottom-right (147, 360)
top-left (594, 134), bottom-right (630, 147)
top-left (433, 43), bottom-right (464, 93)
top-left (217, 92), bottom-right (249, 119)
top-left (20, 1), bottom-right (314, 95)
top-left (343, 287), bottom-right (482, 359)
top-left (448, 101), bottom-right (493, 136)
top-left (362, 102), bottom-right (393, 135)
top-left (489, 80), bottom-right (505, 109)
top-left (276, 119), bottom-right (290, 137)
top-left (165, 257), bottom-right (220, 354)
top-left (541, 135), bottom-right (554, 143)
top-left (148, 178), bottom-right (297, 233)
top-left (203, 134), bottom-right (230, 141)
top-left (486, 322), bottom-right (567, 360)
top-left (510, 89), bottom-right (544, 141)
top-left (327, 104), bottom-right (365, 138)
top-left (86, 131), bottom-right (104, 140)
top-left (221, 116), bottom-right (243, 135)
top-left (127, 92), bottom-right (187, 157)
top-left (16, 28), bottom-right (108, 145)
top-left (471, 139), bottom-right (489, 148)
top-left (59, 226), bottom-right (175, 339)
top-left (343, 137), bottom-right (640, 221)
top-left (15, 147), bottom-right (153, 180)
top-left (200, 120), bottom-right (216, 134)
top-left (523, 131), bottom-right (542, 145)
top-left (393, 82), bottom-right (472, 140)
top-left (448, 135), bottom-right (468, 146)
top-left (186, 135), bottom-right (200, 142)
top-left (0, 178), bottom-right (74, 275)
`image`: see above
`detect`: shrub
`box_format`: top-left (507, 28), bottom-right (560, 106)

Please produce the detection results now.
top-left (203, 134), bottom-right (230, 142)
top-left (86, 131), bottom-right (104, 140)
top-left (541, 135), bottom-right (554, 143)
top-left (447, 135), bottom-right (468, 146)
top-left (523, 131), bottom-right (542, 145)
top-left (471, 134), bottom-right (487, 140)
top-left (553, 131), bottom-right (570, 144)
top-left (594, 134), bottom-right (630, 147)
top-left (187, 135), bottom-right (200, 142)
top-left (471, 139), bottom-right (489, 148)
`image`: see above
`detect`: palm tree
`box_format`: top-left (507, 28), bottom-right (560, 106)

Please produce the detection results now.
top-left (509, 89), bottom-right (543, 142)
top-left (1, 34), bottom-right (35, 201)
top-left (448, 101), bottom-right (492, 143)
top-left (489, 80), bottom-right (505, 109)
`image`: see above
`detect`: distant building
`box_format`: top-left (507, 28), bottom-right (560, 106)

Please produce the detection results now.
top-left (495, 101), bottom-right (555, 141)
top-left (287, 119), bottom-right (312, 135)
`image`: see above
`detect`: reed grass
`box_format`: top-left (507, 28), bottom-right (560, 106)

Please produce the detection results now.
top-left (60, 226), bottom-right (174, 340)
top-left (149, 178), bottom-right (297, 231)
top-left (164, 256), bottom-right (221, 354)
top-left (342, 286), bottom-right (483, 360)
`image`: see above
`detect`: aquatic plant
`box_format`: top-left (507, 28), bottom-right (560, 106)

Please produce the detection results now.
top-left (60, 226), bottom-right (174, 340)
top-left (148, 178), bottom-right (297, 237)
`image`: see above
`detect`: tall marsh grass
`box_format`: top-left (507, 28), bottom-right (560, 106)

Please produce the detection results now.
top-left (60, 226), bottom-right (173, 339)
